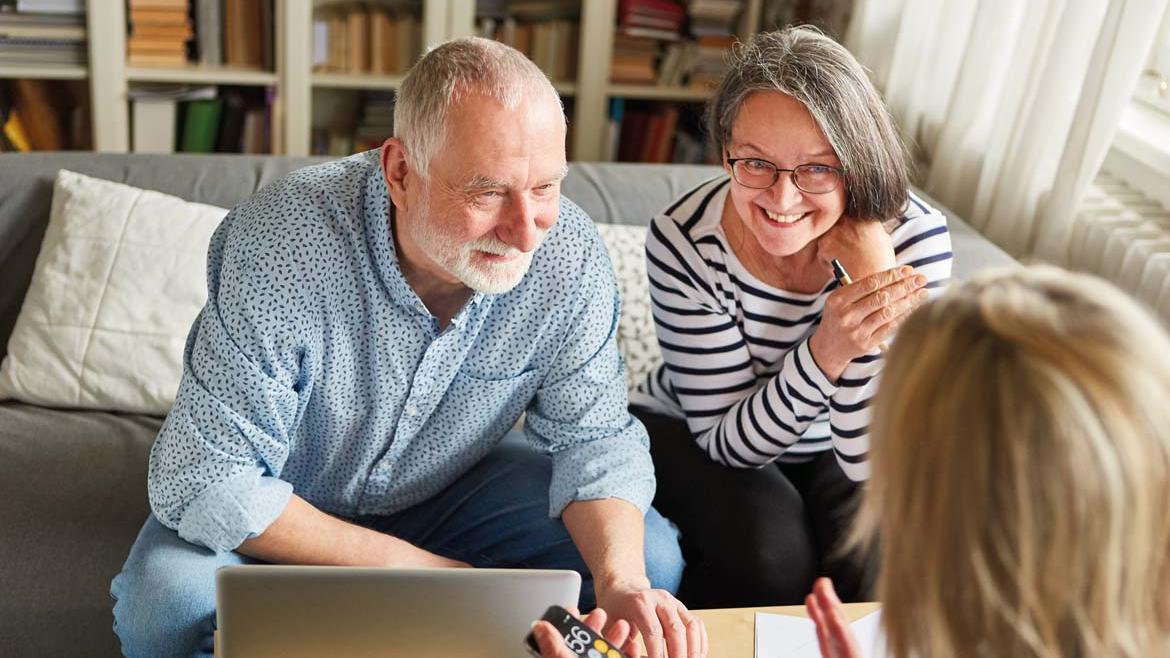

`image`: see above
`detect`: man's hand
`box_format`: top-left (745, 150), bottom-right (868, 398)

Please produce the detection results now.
top-left (804, 578), bottom-right (863, 658)
top-left (531, 608), bottom-right (635, 658)
top-left (596, 582), bottom-right (707, 658)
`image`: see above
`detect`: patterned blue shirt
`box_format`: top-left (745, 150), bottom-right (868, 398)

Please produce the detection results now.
top-left (148, 150), bottom-right (654, 553)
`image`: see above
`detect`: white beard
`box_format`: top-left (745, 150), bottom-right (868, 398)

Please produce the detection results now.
top-left (405, 197), bottom-right (544, 294)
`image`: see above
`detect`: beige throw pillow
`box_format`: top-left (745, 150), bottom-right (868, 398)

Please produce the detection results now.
top-left (0, 169), bottom-right (228, 415)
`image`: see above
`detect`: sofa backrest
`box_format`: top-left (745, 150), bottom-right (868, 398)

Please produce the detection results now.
top-left (0, 152), bottom-right (1013, 363)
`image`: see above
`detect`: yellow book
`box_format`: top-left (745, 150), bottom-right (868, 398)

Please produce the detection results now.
top-left (3, 109), bottom-right (32, 152)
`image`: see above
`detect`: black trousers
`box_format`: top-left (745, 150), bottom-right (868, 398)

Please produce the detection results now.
top-left (632, 406), bottom-right (876, 608)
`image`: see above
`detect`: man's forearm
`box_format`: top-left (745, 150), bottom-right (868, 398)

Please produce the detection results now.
top-left (237, 494), bottom-right (466, 568)
top-left (561, 498), bottom-right (649, 595)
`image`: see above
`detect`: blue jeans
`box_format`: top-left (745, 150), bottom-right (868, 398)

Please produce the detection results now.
top-left (110, 441), bottom-right (683, 658)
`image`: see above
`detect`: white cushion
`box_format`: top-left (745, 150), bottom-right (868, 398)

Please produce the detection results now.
top-left (596, 223), bottom-right (663, 390)
top-left (0, 170), bottom-right (227, 415)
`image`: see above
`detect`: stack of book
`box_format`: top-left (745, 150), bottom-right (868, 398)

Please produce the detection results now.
top-left (129, 84), bottom-right (269, 153)
top-left (313, 2), bottom-right (420, 75)
top-left (494, 0), bottom-right (579, 82)
top-left (0, 2), bottom-right (86, 67)
top-left (687, 0), bottom-right (741, 38)
top-left (126, 0), bottom-right (192, 68)
top-left (685, 0), bottom-right (741, 89)
top-left (610, 0), bottom-right (685, 84)
top-left (760, 0), bottom-right (851, 40)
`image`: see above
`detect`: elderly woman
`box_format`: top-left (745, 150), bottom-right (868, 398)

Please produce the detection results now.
top-left (539, 266), bottom-right (1170, 658)
top-left (626, 26), bottom-right (953, 606)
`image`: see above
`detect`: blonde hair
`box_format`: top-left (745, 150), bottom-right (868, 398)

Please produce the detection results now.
top-left (859, 265), bottom-right (1170, 658)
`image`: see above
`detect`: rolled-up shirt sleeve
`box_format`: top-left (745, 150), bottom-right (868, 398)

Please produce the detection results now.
top-left (524, 239), bottom-right (655, 518)
top-left (148, 203), bottom-right (315, 552)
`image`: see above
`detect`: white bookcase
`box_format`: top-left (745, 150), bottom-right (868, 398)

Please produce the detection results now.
top-left (6, 0), bottom-right (764, 160)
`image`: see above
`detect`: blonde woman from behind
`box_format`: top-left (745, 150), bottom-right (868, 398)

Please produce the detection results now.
top-left (807, 264), bottom-right (1170, 658)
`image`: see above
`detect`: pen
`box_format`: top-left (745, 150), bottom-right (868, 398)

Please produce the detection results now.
top-left (830, 259), bottom-right (888, 354)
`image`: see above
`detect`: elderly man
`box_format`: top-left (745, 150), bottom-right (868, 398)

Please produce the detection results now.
top-left (110, 38), bottom-right (703, 658)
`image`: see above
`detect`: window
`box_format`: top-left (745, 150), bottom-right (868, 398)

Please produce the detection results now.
top-left (1135, 7), bottom-right (1170, 117)
top-left (1105, 7), bottom-right (1170, 211)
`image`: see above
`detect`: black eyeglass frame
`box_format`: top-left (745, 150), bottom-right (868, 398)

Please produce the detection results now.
top-left (725, 156), bottom-right (846, 194)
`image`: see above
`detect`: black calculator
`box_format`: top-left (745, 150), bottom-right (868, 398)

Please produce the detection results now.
top-left (524, 605), bottom-right (630, 658)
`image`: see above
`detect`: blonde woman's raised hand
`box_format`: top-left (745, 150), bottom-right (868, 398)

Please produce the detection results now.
top-left (805, 578), bottom-right (863, 658)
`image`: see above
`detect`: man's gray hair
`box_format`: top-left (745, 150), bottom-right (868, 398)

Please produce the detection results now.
top-left (394, 37), bottom-right (564, 178)
top-left (706, 27), bottom-right (911, 221)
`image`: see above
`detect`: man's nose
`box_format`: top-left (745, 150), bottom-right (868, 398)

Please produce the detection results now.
top-left (499, 196), bottom-right (541, 253)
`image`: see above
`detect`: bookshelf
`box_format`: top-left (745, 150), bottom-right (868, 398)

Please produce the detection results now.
top-left (1, 0), bottom-right (772, 161)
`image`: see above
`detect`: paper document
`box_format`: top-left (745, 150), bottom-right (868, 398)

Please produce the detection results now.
top-left (755, 610), bottom-right (888, 658)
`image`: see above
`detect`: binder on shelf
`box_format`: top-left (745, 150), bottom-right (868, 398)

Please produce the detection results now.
top-left (131, 100), bottom-right (176, 153)
top-left (178, 97), bottom-right (222, 152)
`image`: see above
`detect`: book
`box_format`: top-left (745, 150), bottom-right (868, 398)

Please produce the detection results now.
top-left (346, 8), bottom-right (368, 73)
top-left (131, 96), bottom-right (177, 153)
top-left (223, 0), bottom-right (264, 68)
top-left (178, 97), bottom-right (222, 152)
top-left (195, 0), bottom-right (221, 65)
top-left (129, 8), bottom-right (190, 25)
top-left (9, 78), bottom-right (64, 149)
top-left (214, 88), bottom-right (247, 152)
top-left (0, 21), bottom-right (85, 40)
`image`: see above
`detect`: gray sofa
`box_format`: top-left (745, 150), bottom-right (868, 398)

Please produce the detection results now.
top-left (0, 153), bottom-right (1014, 658)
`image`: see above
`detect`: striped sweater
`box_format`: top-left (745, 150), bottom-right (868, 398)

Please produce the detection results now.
top-left (630, 177), bottom-right (953, 481)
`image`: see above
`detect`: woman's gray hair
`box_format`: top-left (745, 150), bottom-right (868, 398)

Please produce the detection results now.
top-left (394, 37), bottom-right (564, 178)
top-left (706, 26), bottom-right (910, 221)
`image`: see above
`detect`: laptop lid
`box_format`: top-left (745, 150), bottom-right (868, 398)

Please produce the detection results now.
top-left (215, 565), bottom-right (581, 658)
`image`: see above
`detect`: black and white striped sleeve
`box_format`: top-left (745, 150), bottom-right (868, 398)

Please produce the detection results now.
top-left (646, 216), bottom-right (837, 469)
top-left (827, 203), bottom-right (954, 481)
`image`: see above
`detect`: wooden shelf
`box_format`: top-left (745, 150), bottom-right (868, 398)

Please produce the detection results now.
top-left (126, 65), bottom-right (277, 86)
top-left (2, 0), bottom-right (766, 159)
top-left (0, 64), bottom-right (87, 80)
top-left (606, 84), bottom-right (713, 102)
top-left (312, 72), bottom-right (407, 90)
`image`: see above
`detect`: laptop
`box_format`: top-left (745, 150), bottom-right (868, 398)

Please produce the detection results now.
top-left (215, 565), bottom-right (581, 658)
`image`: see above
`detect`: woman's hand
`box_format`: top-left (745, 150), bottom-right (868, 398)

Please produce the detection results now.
top-left (805, 578), bottom-right (864, 658)
top-left (531, 608), bottom-right (636, 658)
top-left (816, 216), bottom-right (896, 280)
top-left (809, 265), bottom-right (928, 380)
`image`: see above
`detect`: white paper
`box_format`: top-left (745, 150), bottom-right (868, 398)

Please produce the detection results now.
top-left (755, 610), bottom-right (888, 658)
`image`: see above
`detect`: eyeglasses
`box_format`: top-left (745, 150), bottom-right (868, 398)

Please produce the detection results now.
top-left (726, 156), bottom-right (844, 194)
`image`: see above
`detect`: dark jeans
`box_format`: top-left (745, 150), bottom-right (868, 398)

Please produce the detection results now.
top-left (633, 406), bottom-right (875, 608)
top-left (110, 439), bottom-right (684, 658)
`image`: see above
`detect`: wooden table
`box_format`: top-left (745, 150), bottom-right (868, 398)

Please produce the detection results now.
top-left (215, 603), bottom-right (880, 657)
top-left (692, 602), bottom-right (880, 658)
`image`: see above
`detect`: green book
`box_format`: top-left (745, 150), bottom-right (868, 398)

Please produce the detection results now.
top-left (179, 98), bottom-right (223, 153)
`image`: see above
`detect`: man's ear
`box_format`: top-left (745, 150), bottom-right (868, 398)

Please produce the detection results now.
top-left (381, 137), bottom-right (411, 210)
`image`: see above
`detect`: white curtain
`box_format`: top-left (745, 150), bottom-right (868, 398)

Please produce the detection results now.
top-left (846, 0), bottom-right (1168, 260)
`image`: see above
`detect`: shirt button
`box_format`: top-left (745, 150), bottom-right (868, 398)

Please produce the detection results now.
top-left (404, 402), bottom-right (418, 416)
